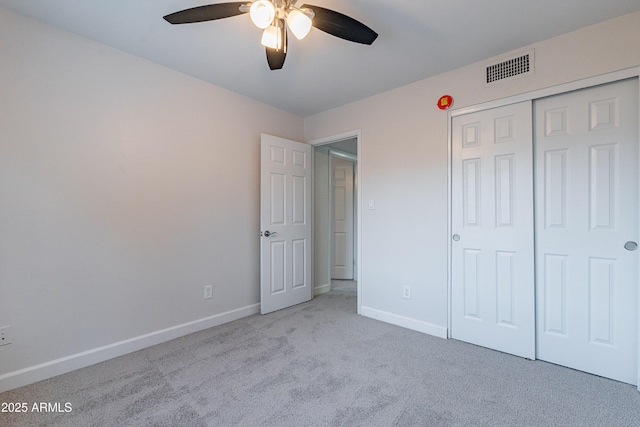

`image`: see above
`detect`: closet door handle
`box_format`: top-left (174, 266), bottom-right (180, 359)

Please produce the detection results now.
top-left (624, 241), bottom-right (638, 251)
top-left (452, 234), bottom-right (461, 242)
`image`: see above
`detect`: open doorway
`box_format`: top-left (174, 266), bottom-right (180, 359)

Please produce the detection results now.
top-left (313, 137), bottom-right (358, 298)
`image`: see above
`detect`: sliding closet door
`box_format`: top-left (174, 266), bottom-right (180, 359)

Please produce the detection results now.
top-left (451, 101), bottom-right (535, 359)
top-left (534, 78), bottom-right (639, 385)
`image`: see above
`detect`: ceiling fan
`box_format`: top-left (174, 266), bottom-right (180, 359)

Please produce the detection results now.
top-left (163, 1), bottom-right (378, 70)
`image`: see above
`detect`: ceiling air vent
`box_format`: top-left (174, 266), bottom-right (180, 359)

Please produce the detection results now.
top-left (486, 50), bottom-right (534, 84)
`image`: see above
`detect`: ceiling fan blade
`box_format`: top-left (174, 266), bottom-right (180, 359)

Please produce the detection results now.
top-left (266, 20), bottom-right (287, 70)
top-left (266, 47), bottom-right (286, 70)
top-left (163, 2), bottom-right (248, 24)
top-left (301, 4), bottom-right (378, 45)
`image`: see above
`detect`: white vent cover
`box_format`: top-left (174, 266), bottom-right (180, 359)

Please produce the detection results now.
top-left (486, 50), bottom-right (534, 84)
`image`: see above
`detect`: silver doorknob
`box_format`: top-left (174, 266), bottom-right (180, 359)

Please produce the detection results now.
top-left (264, 230), bottom-right (278, 237)
top-left (624, 241), bottom-right (638, 251)
top-left (452, 234), bottom-right (460, 241)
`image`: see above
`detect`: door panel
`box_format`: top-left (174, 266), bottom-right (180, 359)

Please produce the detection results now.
top-left (534, 78), bottom-right (639, 384)
top-left (331, 157), bottom-right (355, 279)
top-left (260, 134), bottom-right (312, 314)
top-left (451, 101), bottom-right (535, 359)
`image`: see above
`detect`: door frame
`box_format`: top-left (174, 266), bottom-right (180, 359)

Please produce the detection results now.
top-left (309, 130), bottom-right (362, 314)
top-left (447, 67), bottom-right (640, 389)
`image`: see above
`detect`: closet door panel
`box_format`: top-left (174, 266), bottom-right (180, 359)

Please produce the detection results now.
top-left (535, 78), bottom-right (638, 385)
top-left (451, 101), bottom-right (535, 359)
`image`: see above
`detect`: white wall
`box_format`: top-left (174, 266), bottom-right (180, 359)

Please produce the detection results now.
top-left (304, 11), bottom-right (640, 337)
top-left (0, 7), bottom-right (303, 391)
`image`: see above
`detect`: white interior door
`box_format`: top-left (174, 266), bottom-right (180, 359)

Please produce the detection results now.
top-left (534, 78), bottom-right (639, 384)
top-left (451, 101), bottom-right (536, 359)
top-left (260, 134), bottom-right (312, 314)
top-left (332, 157), bottom-right (355, 280)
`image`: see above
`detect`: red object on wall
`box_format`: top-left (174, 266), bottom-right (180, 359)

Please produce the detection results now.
top-left (437, 95), bottom-right (453, 110)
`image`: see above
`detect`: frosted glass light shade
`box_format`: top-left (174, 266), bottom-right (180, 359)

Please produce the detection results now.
top-left (250, 1), bottom-right (275, 29)
top-left (286, 9), bottom-right (312, 40)
top-left (261, 25), bottom-right (282, 49)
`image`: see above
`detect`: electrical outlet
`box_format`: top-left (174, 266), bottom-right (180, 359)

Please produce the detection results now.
top-left (0, 325), bottom-right (12, 346)
top-left (204, 285), bottom-right (213, 300)
top-left (402, 286), bottom-right (411, 299)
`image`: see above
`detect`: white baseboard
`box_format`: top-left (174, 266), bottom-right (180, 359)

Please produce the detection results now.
top-left (314, 282), bottom-right (331, 296)
top-left (360, 306), bottom-right (448, 339)
top-left (0, 303), bottom-right (260, 393)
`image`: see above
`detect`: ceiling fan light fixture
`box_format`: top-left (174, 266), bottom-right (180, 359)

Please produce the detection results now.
top-left (286, 8), bottom-right (313, 40)
top-left (250, 0), bottom-right (276, 29)
top-left (164, 2), bottom-right (378, 70)
top-left (261, 24), bottom-right (282, 50)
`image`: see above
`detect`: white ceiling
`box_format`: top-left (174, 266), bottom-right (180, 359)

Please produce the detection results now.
top-left (2, 0), bottom-right (640, 117)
